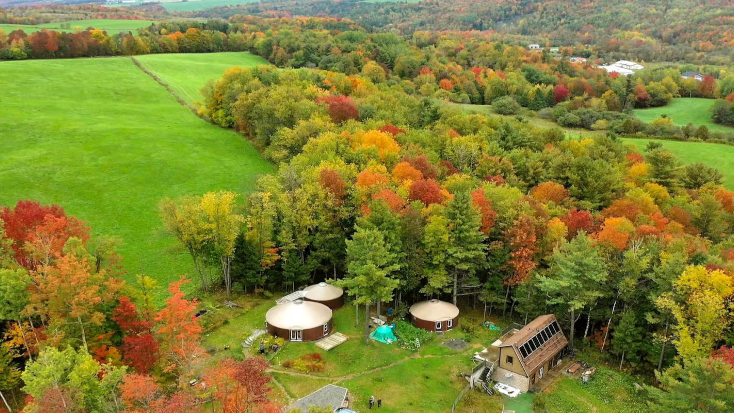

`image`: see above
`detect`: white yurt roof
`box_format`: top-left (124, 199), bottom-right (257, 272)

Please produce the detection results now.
top-left (410, 299), bottom-right (460, 322)
top-left (303, 282), bottom-right (344, 301)
top-left (266, 299), bottom-right (332, 330)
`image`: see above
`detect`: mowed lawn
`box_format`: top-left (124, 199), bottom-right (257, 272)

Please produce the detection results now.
top-left (634, 98), bottom-right (734, 133)
top-left (0, 19), bottom-right (157, 35)
top-left (0, 58), bottom-right (274, 300)
top-left (622, 138), bottom-right (734, 189)
top-left (135, 52), bottom-right (270, 104)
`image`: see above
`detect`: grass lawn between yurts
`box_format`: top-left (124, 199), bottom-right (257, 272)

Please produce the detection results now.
top-left (199, 294), bottom-right (647, 413)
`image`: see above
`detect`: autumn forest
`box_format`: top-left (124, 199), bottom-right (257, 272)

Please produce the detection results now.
top-left (1, 0), bottom-right (734, 412)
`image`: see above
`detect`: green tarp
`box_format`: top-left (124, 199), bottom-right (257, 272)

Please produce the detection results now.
top-left (370, 325), bottom-right (397, 344)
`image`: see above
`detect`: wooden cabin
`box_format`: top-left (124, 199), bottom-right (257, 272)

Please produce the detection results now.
top-left (492, 315), bottom-right (568, 392)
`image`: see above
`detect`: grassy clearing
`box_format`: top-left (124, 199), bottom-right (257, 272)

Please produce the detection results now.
top-left (622, 138), bottom-right (734, 189)
top-left (447, 102), bottom-right (602, 138)
top-left (0, 19), bottom-right (157, 35)
top-left (634, 98), bottom-right (734, 133)
top-left (161, 0), bottom-right (260, 11)
top-left (0, 58), bottom-right (273, 301)
top-left (538, 367), bottom-right (646, 413)
top-left (135, 52), bottom-right (270, 104)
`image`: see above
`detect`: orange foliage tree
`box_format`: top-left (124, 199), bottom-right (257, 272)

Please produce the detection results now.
top-left (154, 277), bottom-right (205, 379)
top-left (530, 181), bottom-right (569, 204)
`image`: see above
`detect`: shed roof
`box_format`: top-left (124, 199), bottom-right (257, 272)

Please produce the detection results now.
top-left (304, 282), bottom-right (344, 301)
top-left (266, 299), bottom-right (332, 330)
top-left (500, 314), bottom-right (568, 375)
top-left (286, 384), bottom-right (347, 413)
top-left (409, 299), bottom-right (459, 322)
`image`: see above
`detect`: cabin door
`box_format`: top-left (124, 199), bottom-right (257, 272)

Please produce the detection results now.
top-left (290, 330), bottom-right (303, 341)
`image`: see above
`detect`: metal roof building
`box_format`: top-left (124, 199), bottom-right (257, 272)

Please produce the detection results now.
top-left (409, 299), bottom-right (460, 332)
top-left (266, 299), bottom-right (333, 342)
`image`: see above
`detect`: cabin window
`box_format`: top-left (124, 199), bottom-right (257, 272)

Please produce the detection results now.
top-left (506, 355), bottom-right (513, 365)
top-left (436, 321), bottom-right (442, 330)
top-left (323, 323), bottom-right (329, 335)
top-left (447, 319), bottom-right (453, 329)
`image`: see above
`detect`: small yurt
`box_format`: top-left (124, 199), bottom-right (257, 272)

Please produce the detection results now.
top-left (303, 282), bottom-right (344, 309)
top-left (409, 299), bottom-right (460, 332)
top-left (265, 299), bottom-right (333, 342)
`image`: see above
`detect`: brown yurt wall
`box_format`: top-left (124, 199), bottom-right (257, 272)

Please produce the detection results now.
top-left (266, 319), bottom-right (333, 342)
top-left (304, 295), bottom-right (344, 310)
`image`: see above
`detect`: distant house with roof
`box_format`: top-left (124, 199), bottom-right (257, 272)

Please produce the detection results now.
top-left (549, 47), bottom-right (560, 53)
top-left (682, 71), bottom-right (705, 81)
top-left (491, 315), bottom-right (568, 392)
top-left (569, 57), bottom-right (587, 64)
top-left (528, 44), bottom-right (541, 50)
top-left (285, 384), bottom-right (350, 412)
top-left (612, 60), bottom-right (644, 70)
top-left (599, 65), bottom-right (635, 76)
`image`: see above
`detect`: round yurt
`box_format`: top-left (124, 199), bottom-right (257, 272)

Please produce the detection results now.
top-left (303, 282), bottom-right (344, 309)
top-left (265, 299), bottom-right (333, 342)
top-left (409, 299), bottom-right (460, 332)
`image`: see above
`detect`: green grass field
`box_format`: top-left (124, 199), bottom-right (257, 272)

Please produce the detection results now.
top-left (161, 0), bottom-right (259, 12)
top-left (634, 98), bottom-right (734, 133)
top-left (0, 19), bottom-right (156, 35)
top-left (135, 52), bottom-right (270, 104)
top-left (0, 58), bottom-right (273, 300)
top-left (622, 138), bottom-right (734, 189)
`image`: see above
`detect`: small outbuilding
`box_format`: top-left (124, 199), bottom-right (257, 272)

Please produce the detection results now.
top-left (303, 282), bottom-right (344, 309)
top-left (265, 299), bottom-right (333, 342)
top-left (409, 299), bottom-right (460, 332)
top-left (285, 384), bottom-right (349, 412)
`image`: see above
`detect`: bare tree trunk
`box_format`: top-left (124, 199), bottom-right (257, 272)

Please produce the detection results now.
top-left (355, 302), bottom-right (359, 327)
top-left (569, 309), bottom-right (575, 349)
top-left (0, 390), bottom-right (12, 413)
top-left (502, 284), bottom-right (510, 317)
top-left (452, 271), bottom-right (458, 306)
top-left (364, 303), bottom-right (370, 343)
top-left (601, 297), bottom-right (617, 352)
top-left (583, 302), bottom-right (596, 342)
top-left (483, 302), bottom-right (487, 323)
top-left (222, 255), bottom-right (232, 300)
top-left (376, 300), bottom-right (381, 319)
top-left (16, 319), bottom-right (32, 362)
top-left (619, 351), bottom-right (625, 370)
top-left (78, 316), bottom-right (88, 352)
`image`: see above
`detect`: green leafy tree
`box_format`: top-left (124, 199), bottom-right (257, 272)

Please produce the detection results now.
top-left (445, 191), bottom-right (487, 305)
top-left (680, 162), bottom-right (723, 189)
top-left (337, 227), bottom-right (400, 342)
top-left (646, 149), bottom-right (680, 188)
top-left (0, 343), bottom-right (20, 413)
top-left (646, 357), bottom-right (734, 413)
top-left (22, 346), bottom-right (126, 413)
top-left (537, 233), bottom-right (608, 349)
top-left (200, 191), bottom-right (243, 300)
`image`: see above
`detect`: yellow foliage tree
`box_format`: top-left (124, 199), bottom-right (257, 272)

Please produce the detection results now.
top-left (657, 266), bottom-right (734, 364)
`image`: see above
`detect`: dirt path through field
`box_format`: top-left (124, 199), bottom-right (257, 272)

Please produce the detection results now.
top-left (268, 353), bottom-right (455, 383)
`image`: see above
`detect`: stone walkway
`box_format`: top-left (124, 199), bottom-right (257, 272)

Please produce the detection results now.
top-left (242, 329), bottom-right (267, 348)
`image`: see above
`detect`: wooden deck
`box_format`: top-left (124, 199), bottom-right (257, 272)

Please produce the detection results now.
top-left (314, 332), bottom-right (348, 351)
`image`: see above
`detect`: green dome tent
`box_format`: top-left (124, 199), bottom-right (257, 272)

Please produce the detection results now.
top-left (370, 325), bottom-right (397, 344)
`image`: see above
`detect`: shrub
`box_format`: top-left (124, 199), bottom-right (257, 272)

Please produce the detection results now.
top-left (283, 353), bottom-right (325, 372)
top-left (558, 113), bottom-right (581, 127)
top-left (395, 320), bottom-right (433, 351)
top-left (493, 96), bottom-right (521, 115)
top-left (591, 119), bottom-right (609, 130)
